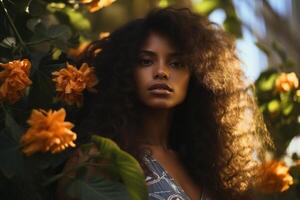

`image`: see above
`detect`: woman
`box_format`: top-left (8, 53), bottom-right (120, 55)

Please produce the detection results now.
top-left (58, 7), bottom-right (272, 200)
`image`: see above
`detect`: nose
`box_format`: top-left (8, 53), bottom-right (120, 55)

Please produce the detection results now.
top-left (153, 61), bottom-right (169, 80)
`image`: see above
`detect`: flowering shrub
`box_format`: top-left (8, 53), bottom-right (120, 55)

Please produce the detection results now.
top-left (256, 160), bottom-right (294, 193)
top-left (52, 62), bottom-right (99, 107)
top-left (254, 43), bottom-right (300, 199)
top-left (1, 0), bottom-right (299, 199)
top-left (20, 108), bottom-right (77, 155)
top-left (0, 59), bottom-right (32, 103)
top-left (0, 0), bottom-right (147, 199)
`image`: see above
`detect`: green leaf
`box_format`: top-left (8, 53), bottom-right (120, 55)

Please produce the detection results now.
top-left (48, 24), bottom-right (72, 41)
top-left (52, 48), bottom-right (62, 60)
top-left (91, 135), bottom-right (148, 200)
top-left (0, 131), bottom-right (25, 179)
top-left (193, 0), bottom-right (220, 15)
top-left (223, 15), bottom-right (242, 38)
top-left (272, 42), bottom-right (288, 63)
top-left (30, 23), bottom-right (72, 51)
top-left (282, 102), bottom-right (293, 116)
top-left (3, 107), bottom-right (24, 141)
top-left (222, 1), bottom-right (242, 37)
top-left (80, 143), bottom-right (94, 154)
top-left (259, 103), bottom-right (267, 113)
top-left (91, 135), bottom-right (121, 158)
top-left (255, 42), bottom-right (271, 57)
top-left (67, 177), bottom-right (129, 200)
top-left (158, 0), bottom-right (169, 8)
top-left (64, 7), bottom-right (91, 31)
top-left (280, 92), bottom-right (291, 104)
top-left (49, 6), bottom-right (91, 32)
top-left (115, 151), bottom-right (148, 200)
top-left (257, 72), bottom-right (278, 92)
top-left (267, 99), bottom-right (280, 114)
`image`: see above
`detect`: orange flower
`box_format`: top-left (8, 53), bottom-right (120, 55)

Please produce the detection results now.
top-left (68, 41), bottom-right (90, 58)
top-left (80, 0), bottom-right (116, 12)
top-left (20, 108), bottom-right (77, 156)
top-left (256, 160), bottom-right (294, 193)
top-left (52, 62), bottom-right (99, 107)
top-left (99, 32), bottom-right (110, 39)
top-left (275, 72), bottom-right (299, 92)
top-left (0, 59), bottom-right (32, 103)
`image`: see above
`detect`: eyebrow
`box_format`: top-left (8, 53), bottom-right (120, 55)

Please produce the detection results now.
top-left (139, 50), bottom-right (181, 58)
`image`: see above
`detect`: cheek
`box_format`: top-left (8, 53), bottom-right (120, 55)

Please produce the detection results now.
top-left (177, 73), bottom-right (190, 96)
top-left (171, 74), bottom-right (190, 105)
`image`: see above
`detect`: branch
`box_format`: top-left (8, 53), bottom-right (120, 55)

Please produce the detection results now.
top-left (261, 0), bottom-right (300, 57)
top-left (0, 0), bottom-right (30, 55)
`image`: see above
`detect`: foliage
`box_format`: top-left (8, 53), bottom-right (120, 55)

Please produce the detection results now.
top-left (1, 0), bottom-right (300, 199)
top-left (0, 0), bottom-right (147, 199)
top-left (254, 42), bottom-right (300, 199)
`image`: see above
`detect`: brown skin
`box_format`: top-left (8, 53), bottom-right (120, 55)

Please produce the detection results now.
top-left (73, 8), bottom-right (273, 199)
top-left (56, 32), bottom-right (200, 200)
top-left (134, 32), bottom-right (190, 111)
top-left (133, 32), bottom-right (201, 199)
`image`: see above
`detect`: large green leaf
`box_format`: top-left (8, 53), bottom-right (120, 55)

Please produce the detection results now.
top-left (92, 135), bottom-right (121, 157)
top-left (67, 177), bottom-right (129, 200)
top-left (3, 107), bottom-right (24, 141)
top-left (29, 23), bottom-right (72, 52)
top-left (91, 135), bottom-right (148, 200)
top-left (0, 131), bottom-right (25, 179)
top-left (115, 150), bottom-right (148, 200)
top-left (31, 23), bottom-right (72, 42)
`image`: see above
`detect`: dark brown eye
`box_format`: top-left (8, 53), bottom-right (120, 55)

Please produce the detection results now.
top-left (169, 61), bottom-right (184, 68)
top-left (139, 58), bottom-right (153, 66)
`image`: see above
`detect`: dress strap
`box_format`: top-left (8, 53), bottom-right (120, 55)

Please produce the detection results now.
top-left (200, 188), bottom-right (206, 200)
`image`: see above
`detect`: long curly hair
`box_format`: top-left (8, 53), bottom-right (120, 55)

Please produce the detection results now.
top-left (75, 7), bottom-right (273, 200)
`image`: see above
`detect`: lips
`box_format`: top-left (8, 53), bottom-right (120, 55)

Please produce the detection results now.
top-left (148, 83), bottom-right (174, 92)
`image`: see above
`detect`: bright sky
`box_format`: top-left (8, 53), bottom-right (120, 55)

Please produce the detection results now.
top-left (208, 6), bottom-right (268, 82)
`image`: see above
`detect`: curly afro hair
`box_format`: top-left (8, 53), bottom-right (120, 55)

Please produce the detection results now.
top-left (75, 7), bottom-right (273, 200)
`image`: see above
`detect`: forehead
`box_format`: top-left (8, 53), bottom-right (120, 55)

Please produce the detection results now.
top-left (140, 32), bottom-right (176, 53)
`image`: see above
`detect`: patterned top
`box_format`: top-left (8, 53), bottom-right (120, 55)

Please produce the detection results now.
top-left (143, 154), bottom-right (208, 200)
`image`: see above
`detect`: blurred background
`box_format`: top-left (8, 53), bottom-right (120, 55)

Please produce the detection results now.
top-left (1, 0), bottom-right (300, 199)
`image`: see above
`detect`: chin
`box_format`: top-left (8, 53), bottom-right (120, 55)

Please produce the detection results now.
top-left (144, 99), bottom-right (177, 109)
top-left (139, 94), bottom-right (185, 109)
top-left (149, 104), bottom-right (173, 109)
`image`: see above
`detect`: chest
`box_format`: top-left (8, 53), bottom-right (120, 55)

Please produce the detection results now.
top-left (149, 151), bottom-right (202, 200)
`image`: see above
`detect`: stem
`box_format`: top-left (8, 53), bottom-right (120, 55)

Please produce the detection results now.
top-left (0, 0), bottom-right (28, 52)
top-left (26, 38), bottom-right (56, 46)
top-left (43, 161), bottom-right (87, 186)
top-left (43, 152), bottom-right (113, 186)
top-left (43, 163), bottom-right (112, 187)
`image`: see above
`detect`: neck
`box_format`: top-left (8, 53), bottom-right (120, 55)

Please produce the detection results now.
top-left (136, 107), bottom-right (173, 150)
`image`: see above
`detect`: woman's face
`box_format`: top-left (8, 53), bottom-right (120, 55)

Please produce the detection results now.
top-left (134, 32), bottom-right (191, 109)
